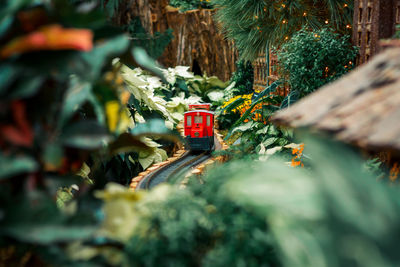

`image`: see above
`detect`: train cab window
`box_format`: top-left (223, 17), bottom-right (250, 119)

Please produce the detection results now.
top-left (206, 116), bottom-right (211, 126)
top-left (194, 116), bottom-right (203, 124)
top-left (187, 116), bottom-right (192, 126)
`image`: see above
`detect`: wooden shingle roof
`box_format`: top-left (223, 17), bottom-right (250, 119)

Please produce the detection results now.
top-left (272, 48), bottom-right (400, 154)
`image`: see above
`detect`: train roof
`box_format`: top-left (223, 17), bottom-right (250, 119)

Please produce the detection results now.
top-left (184, 110), bottom-right (214, 115)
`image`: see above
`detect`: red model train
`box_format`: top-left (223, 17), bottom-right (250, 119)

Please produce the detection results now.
top-left (184, 104), bottom-right (214, 151)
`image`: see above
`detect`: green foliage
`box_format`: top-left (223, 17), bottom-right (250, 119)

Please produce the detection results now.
top-left (122, 180), bottom-right (280, 266)
top-left (393, 24), bottom-right (400, 39)
top-left (227, 60), bottom-right (254, 97)
top-left (278, 27), bottom-right (358, 97)
top-left (225, 121), bottom-right (293, 161)
top-left (187, 75), bottom-right (229, 108)
top-left (100, 0), bottom-right (122, 17)
top-left (217, 81), bottom-right (290, 158)
top-left (363, 157), bottom-right (386, 179)
top-left (213, 0), bottom-right (353, 60)
top-left (225, 136), bottom-right (400, 267)
top-left (125, 18), bottom-right (174, 60)
top-left (215, 110), bottom-right (241, 131)
top-left (169, 0), bottom-right (213, 12)
top-left (219, 28), bottom-right (357, 159)
top-left (96, 137), bottom-right (400, 267)
top-left (0, 0), bottom-right (182, 265)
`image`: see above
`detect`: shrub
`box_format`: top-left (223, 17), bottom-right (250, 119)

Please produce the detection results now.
top-left (278, 27), bottom-right (358, 97)
top-left (169, 0), bottom-right (213, 12)
top-left (229, 60), bottom-right (254, 96)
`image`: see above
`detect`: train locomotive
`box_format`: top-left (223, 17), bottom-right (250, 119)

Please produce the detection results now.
top-left (184, 104), bottom-right (214, 151)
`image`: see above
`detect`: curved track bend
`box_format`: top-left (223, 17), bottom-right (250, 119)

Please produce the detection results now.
top-left (136, 151), bottom-right (211, 190)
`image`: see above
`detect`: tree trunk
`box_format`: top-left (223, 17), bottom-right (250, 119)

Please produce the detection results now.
top-left (131, 0), bottom-right (238, 81)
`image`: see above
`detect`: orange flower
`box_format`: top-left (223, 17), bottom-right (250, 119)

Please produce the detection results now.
top-left (1, 24), bottom-right (93, 58)
top-left (389, 163), bottom-right (399, 182)
top-left (291, 143), bottom-right (305, 168)
top-left (291, 159), bottom-right (301, 167)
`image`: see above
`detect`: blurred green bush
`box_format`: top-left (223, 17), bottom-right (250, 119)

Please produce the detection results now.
top-left (278, 27), bottom-right (358, 97)
top-left (95, 136), bottom-right (400, 267)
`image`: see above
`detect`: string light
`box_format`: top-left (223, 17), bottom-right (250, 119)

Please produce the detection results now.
top-left (282, 19), bottom-right (287, 24)
top-left (303, 12), bottom-right (307, 16)
top-left (325, 20), bottom-right (329, 24)
top-left (285, 36), bottom-right (289, 40)
top-left (344, 3), bottom-right (348, 7)
top-left (282, 4), bottom-right (286, 8)
top-left (346, 24), bottom-right (351, 29)
top-left (254, 15), bottom-right (258, 19)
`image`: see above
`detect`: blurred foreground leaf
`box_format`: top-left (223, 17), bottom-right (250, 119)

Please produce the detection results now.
top-left (132, 47), bottom-right (167, 83)
top-left (82, 34), bottom-right (129, 80)
top-left (108, 132), bottom-right (150, 155)
top-left (59, 77), bottom-right (92, 128)
top-left (225, 135), bottom-right (400, 267)
top-left (61, 120), bottom-right (111, 149)
top-left (3, 225), bottom-right (96, 245)
top-left (0, 153), bottom-right (38, 179)
top-left (130, 119), bottom-right (181, 142)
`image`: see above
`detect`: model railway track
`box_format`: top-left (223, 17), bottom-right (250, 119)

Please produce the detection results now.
top-left (136, 151), bottom-right (211, 190)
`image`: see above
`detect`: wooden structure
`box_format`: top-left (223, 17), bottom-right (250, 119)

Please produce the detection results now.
top-left (252, 52), bottom-right (278, 91)
top-left (272, 47), bottom-right (400, 159)
top-left (353, 0), bottom-right (400, 65)
top-left (130, 0), bottom-right (237, 81)
top-left (252, 51), bottom-right (288, 96)
top-left (253, 53), bottom-right (270, 92)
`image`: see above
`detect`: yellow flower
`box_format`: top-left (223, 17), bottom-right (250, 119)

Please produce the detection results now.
top-left (106, 101), bottom-right (134, 133)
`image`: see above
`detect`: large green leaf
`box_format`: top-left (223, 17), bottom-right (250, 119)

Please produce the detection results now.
top-left (230, 121), bottom-right (255, 135)
top-left (280, 90), bottom-right (300, 109)
top-left (252, 81), bottom-right (281, 102)
top-left (227, 81), bottom-right (283, 136)
top-left (10, 76), bottom-right (44, 99)
top-left (61, 120), bottom-right (111, 149)
top-left (0, 64), bottom-right (18, 95)
top-left (132, 47), bottom-right (167, 83)
top-left (108, 132), bottom-right (150, 155)
top-left (0, 15), bottom-right (13, 39)
top-left (219, 97), bottom-right (244, 114)
top-left (207, 90), bottom-right (225, 102)
top-left (0, 0), bottom-right (30, 19)
top-left (138, 148), bottom-right (167, 170)
top-left (82, 35), bottom-right (130, 80)
top-left (226, 97), bottom-right (274, 139)
top-left (131, 119), bottom-right (181, 142)
top-left (87, 92), bottom-right (106, 125)
top-left (59, 77), bottom-right (92, 128)
top-left (204, 76), bottom-right (228, 88)
top-left (43, 142), bottom-right (63, 169)
top-left (262, 137), bottom-right (279, 148)
top-left (3, 225), bottom-right (96, 245)
top-left (0, 153), bottom-right (38, 179)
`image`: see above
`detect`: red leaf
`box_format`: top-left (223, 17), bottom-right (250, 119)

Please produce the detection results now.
top-left (0, 101), bottom-right (33, 147)
top-left (1, 24), bottom-right (93, 58)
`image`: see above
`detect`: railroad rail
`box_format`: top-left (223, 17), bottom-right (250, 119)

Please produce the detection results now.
top-left (136, 151), bottom-right (211, 190)
top-left (129, 122), bottom-right (229, 191)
